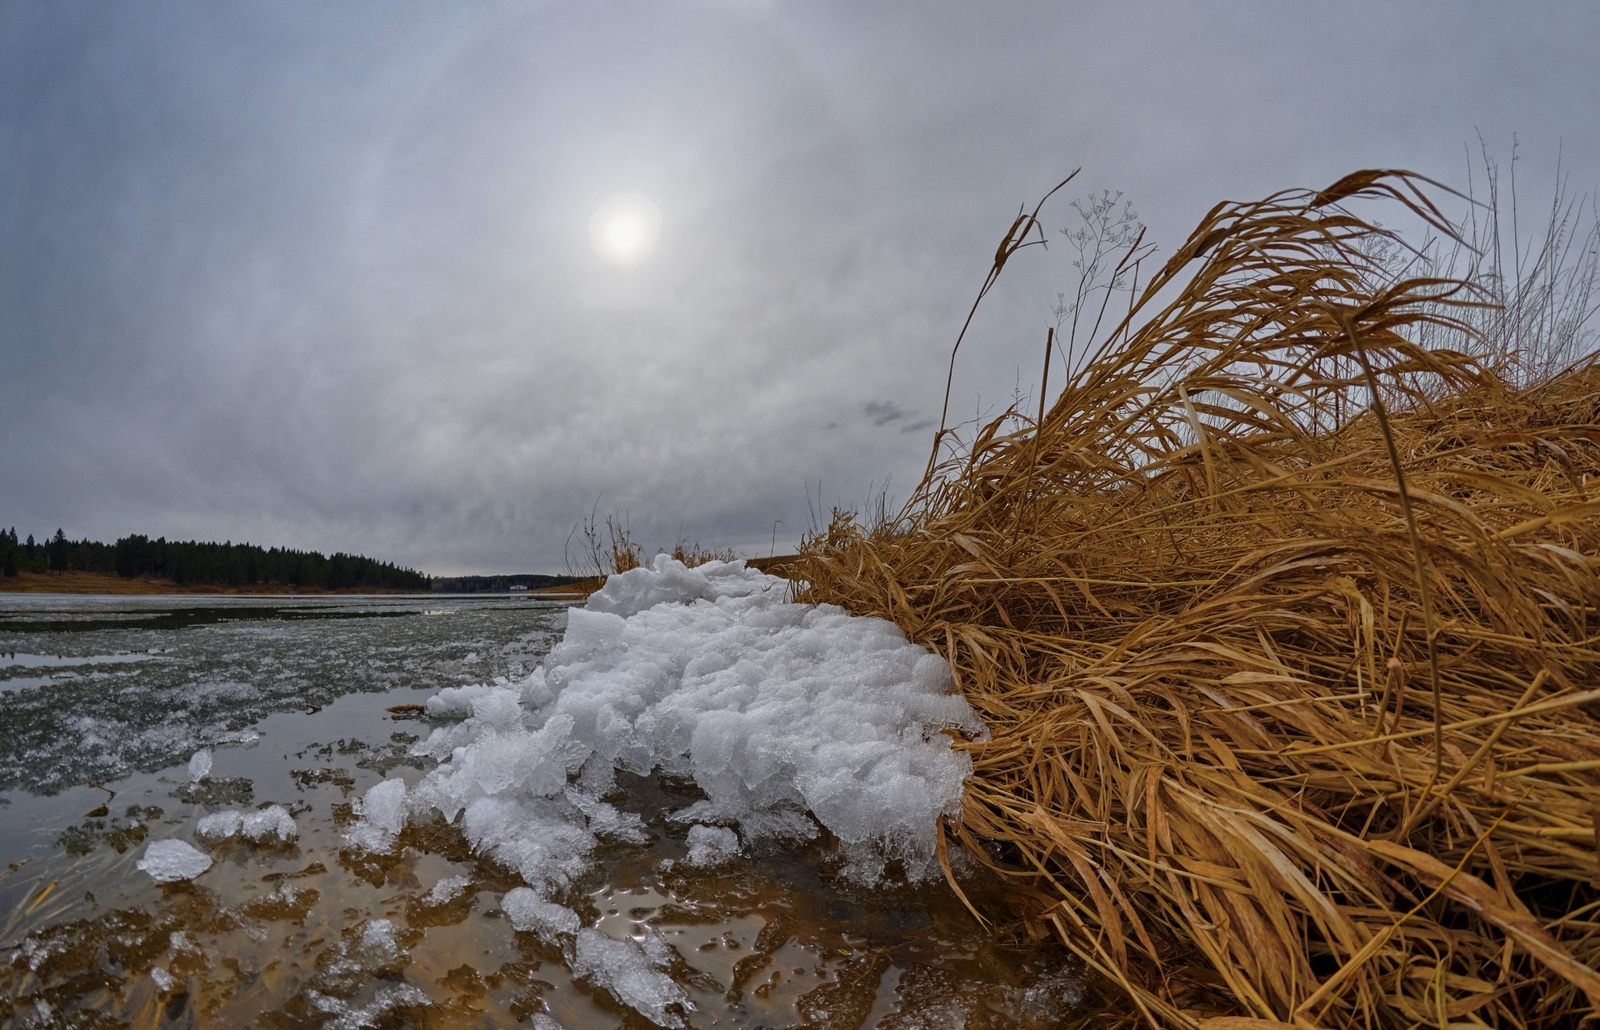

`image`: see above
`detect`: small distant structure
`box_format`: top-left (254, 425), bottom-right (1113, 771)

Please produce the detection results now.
top-left (431, 573), bottom-right (588, 594)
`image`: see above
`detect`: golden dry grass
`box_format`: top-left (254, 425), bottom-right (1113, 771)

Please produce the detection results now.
top-left (795, 170), bottom-right (1600, 1029)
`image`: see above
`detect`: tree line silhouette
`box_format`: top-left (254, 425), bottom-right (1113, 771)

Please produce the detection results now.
top-left (0, 526), bottom-right (430, 591)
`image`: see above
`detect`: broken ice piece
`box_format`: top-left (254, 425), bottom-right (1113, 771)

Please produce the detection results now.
top-left (137, 839), bottom-right (212, 883)
top-left (685, 824), bottom-right (741, 867)
top-left (195, 804), bottom-right (297, 843)
top-left (572, 927), bottom-right (692, 1027)
top-left (501, 887), bottom-right (579, 945)
top-left (346, 778), bottom-right (408, 852)
top-left (425, 875), bottom-right (470, 905)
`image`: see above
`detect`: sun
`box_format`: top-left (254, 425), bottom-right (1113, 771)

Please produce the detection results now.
top-left (590, 193), bottom-right (661, 267)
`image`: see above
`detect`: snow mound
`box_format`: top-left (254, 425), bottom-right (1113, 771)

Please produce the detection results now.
top-left (187, 749), bottom-right (212, 782)
top-left (137, 839), bottom-right (212, 883)
top-left (585, 556), bottom-right (787, 616)
top-left (351, 555), bottom-right (982, 892)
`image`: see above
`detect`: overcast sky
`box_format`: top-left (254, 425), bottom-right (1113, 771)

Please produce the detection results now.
top-left (4, 1), bottom-right (1598, 575)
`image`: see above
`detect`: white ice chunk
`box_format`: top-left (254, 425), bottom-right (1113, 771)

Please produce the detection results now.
top-left (739, 809), bottom-right (818, 843)
top-left (457, 795), bottom-right (596, 895)
top-left (346, 777), bottom-right (408, 852)
top-left (572, 927), bottom-right (692, 1027)
top-left (501, 887), bottom-right (580, 944)
top-left (355, 918), bottom-right (402, 967)
top-left (587, 554), bottom-right (788, 618)
top-left (685, 824), bottom-right (741, 867)
top-left (241, 804), bottom-right (297, 842)
top-left (565, 788), bottom-right (649, 844)
top-left (150, 967), bottom-right (176, 992)
top-left (309, 983), bottom-right (429, 1030)
top-left (197, 805), bottom-right (294, 843)
top-left (187, 748), bottom-right (212, 782)
top-left (425, 875), bottom-right (470, 905)
top-left (137, 839), bottom-right (212, 882)
top-left (195, 810), bottom-right (243, 841)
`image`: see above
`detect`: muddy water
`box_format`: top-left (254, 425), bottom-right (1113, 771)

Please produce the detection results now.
top-left (0, 596), bottom-right (1082, 1027)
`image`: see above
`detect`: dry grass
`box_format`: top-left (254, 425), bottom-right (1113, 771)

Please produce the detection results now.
top-left (795, 170), bottom-right (1600, 1028)
top-left (573, 512), bottom-right (740, 576)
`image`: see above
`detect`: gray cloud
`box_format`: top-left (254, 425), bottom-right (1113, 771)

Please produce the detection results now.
top-left (4, 1), bottom-right (1598, 572)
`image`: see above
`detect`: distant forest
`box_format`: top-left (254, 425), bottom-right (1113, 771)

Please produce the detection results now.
top-left (0, 526), bottom-right (430, 591)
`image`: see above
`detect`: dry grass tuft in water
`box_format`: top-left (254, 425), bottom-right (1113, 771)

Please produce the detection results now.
top-left (571, 511), bottom-right (740, 576)
top-left (796, 170), bottom-right (1600, 1029)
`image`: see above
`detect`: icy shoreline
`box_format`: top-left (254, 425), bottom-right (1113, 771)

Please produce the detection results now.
top-left (342, 555), bottom-right (984, 1023)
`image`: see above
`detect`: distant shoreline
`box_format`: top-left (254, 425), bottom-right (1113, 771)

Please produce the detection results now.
top-left (0, 556), bottom-right (799, 597)
top-left (0, 570), bottom-right (430, 596)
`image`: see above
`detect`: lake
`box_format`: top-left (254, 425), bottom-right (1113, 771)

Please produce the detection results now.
top-left (0, 593), bottom-right (1083, 1028)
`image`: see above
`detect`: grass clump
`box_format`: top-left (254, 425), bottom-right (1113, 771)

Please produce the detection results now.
top-left (795, 170), bottom-right (1600, 1028)
top-left (570, 510), bottom-right (741, 576)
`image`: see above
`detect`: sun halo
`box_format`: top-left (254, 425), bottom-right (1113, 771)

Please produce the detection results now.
top-left (590, 194), bottom-right (661, 267)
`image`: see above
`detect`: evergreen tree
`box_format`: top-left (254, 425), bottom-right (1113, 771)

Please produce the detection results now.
top-left (48, 529), bottom-right (69, 571)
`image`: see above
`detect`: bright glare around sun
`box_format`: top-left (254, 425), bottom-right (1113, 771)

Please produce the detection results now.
top-left (590, 193), bottom-right (661, 267)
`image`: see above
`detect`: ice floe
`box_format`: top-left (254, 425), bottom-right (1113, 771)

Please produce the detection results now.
top-left (137, 839), bottom-right (212, 883)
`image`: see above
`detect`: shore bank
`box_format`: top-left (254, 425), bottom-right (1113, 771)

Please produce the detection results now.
top-left (0, 570), bottom-right (428, 595)
top-left (0, 556), bottom-right (799, 597)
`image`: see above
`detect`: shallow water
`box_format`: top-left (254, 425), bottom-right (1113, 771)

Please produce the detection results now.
top-left (0, 595), bottom-right (1082, 1027)
top-left (0, 594), bottom-right (565, 794)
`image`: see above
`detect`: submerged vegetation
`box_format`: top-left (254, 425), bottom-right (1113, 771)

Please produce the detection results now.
top-left (796, 169), bottom-right (1600, 1027)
